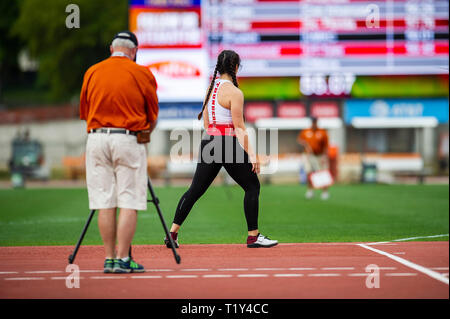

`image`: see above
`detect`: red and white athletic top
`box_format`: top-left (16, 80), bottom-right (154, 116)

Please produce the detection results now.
top-left (206, 79), bottom-right (235, 136)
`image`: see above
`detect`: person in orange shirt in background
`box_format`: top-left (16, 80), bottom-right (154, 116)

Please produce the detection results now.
top-left (297, 117), bottom-right (330, 200)
top-left (80, 31), bottom-right (158, 273)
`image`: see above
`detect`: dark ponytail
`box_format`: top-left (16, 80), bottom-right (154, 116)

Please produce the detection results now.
top-left (198, 50), bottom-right (241, 120)
top-left (198, 65), bottom-right (219, 120)
top-left (226, 62), bottom-right (239, 88)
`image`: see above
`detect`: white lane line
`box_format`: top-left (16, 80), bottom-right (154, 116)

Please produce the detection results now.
top-left (0, 272), bottom-right (19, 274)
top-left (385, 273), bottom-right (417, 277)
top-left (2, 266), bottom-right (384, 275)
top-left (366, 244), bottom-right (397, 246)
top-left (253, 268), bottom-right (286, 271)
top-left (393, 252), bottom-right (405, 255)
top-left (218, 268), bottom-right (249, 271)
top-left (366, 234), bottom-right (449, 245)
top-left (6, 271), bottom-right (430, 281)
top-left (431, 267), bottom-right (449, 270)
top-left (321, 267), bottom-right (355, 270)
top-left (202, 274), bottom-right (233, 278)
top-left (5, 277), bottom-right (45, 281)
top-left (25, 270), bottom-right (63, 274)
top-left (289, 267), bottom-right (316, 271)
top-left (309, 243), bottom-right (361, 246)
top-left (358, 243), bottom-right (449, 285)
top-left (90, 276), bottom-right (126, 279)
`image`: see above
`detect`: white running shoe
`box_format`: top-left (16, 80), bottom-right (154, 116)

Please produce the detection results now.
top-left (305, 189), bottom-right (314, 199)
top-left (321, 191), bottom-right (330, 200)
top-left (247, 233), bottom-right (278, 248)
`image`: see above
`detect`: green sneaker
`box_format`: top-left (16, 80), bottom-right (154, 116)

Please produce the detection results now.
top-left (103, 259), bottom-right (115, 273)
top-left (113, 258), bottom-right (145, 273)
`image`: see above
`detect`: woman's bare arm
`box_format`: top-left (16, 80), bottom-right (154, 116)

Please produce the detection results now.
top-left (203, 107), bottom-right (209, 129)
top-left (202, 87), bottom-right (211, 129)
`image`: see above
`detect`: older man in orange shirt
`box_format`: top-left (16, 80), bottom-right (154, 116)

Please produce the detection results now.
top-left (297, 117), bottom-right (330, 200)
top-left (80, 31), bottom-right (158, 273)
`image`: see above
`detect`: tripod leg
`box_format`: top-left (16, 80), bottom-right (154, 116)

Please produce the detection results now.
top-left (147, 178), bottom-right (181, 264)
top-left (68, 209), bottom-right (96, 264)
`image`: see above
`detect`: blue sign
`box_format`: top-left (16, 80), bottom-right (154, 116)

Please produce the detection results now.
top-left (129, 0), bottom-right (200, 7)
top-left (159, 102), bottom-right (202, 119)
top-left (344, 99), bottom-right (449, 124)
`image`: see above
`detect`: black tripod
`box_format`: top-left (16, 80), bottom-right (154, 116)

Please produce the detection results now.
top-left (68, 177), bottom-right (181, 264)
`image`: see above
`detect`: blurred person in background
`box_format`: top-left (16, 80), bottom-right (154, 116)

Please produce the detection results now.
top-left (79, 31), bottom-right (158, 273)
top-left (297, 117), bottom-right (330, 200)
top-left (8, 128), bottom-right (45, 187)
top-left (438, 132), bottom-right (449, 174)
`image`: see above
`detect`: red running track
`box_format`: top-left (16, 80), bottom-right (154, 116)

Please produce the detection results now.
top-left (0, 242), bottom-right (448, 299)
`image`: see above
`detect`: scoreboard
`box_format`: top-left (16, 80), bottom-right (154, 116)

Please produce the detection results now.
top-left (205, 0), bottom-right (449, 76)
top-left (130, 0), bottom-right (449, 101)
top-left (130, 0), bottom-right (207, 102)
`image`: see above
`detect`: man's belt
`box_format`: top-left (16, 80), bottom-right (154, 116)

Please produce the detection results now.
top-left (89, 128), bottom-right (138, 136)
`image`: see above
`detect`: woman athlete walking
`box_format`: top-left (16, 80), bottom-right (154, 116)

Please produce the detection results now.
top-left (164, 50), bottom-right (278, 248)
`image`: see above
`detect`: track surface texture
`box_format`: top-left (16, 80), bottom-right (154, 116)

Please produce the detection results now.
top-left (0, 242), bottom-right (448, 299)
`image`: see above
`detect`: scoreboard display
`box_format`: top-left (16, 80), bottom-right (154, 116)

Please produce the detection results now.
top-left (205, 0), bottom-right (449, 76)
top-left (130, 0), bottom-right (207, 102)
top-left (130, 0), bottom-right (449, 101)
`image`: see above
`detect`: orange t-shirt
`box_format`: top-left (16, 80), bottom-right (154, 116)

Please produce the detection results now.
top-left (298, 128), bottom-right (329, 155)
top-left (79, 56), bottom-right (158, 132)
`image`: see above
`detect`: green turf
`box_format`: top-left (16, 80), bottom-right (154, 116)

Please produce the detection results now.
top-left (0, 184), bottom-right (448, 246)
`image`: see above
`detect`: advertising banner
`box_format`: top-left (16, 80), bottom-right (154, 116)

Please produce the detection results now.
top-left (137, 49), bottom-right (208, 102)
top-left (344, 98), bottom-right (449, 124)
top-left (130, 0), bottom-right (207, 102)
top-left (244, 102), bottom-right (274, 123)
top-left (277, 102), bottom-right (306, 118)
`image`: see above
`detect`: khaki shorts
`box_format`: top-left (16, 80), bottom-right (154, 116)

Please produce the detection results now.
top-left (85, 132), bottom-right (147, 211)
top-left (302, 153), bottom-right (329, 174)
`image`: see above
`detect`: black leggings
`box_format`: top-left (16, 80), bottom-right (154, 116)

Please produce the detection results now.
top-left (173, 135), bottom-right (260, 231)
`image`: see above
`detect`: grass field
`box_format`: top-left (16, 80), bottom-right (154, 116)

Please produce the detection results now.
top-left (0, 184), bottom-right (448, 246)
